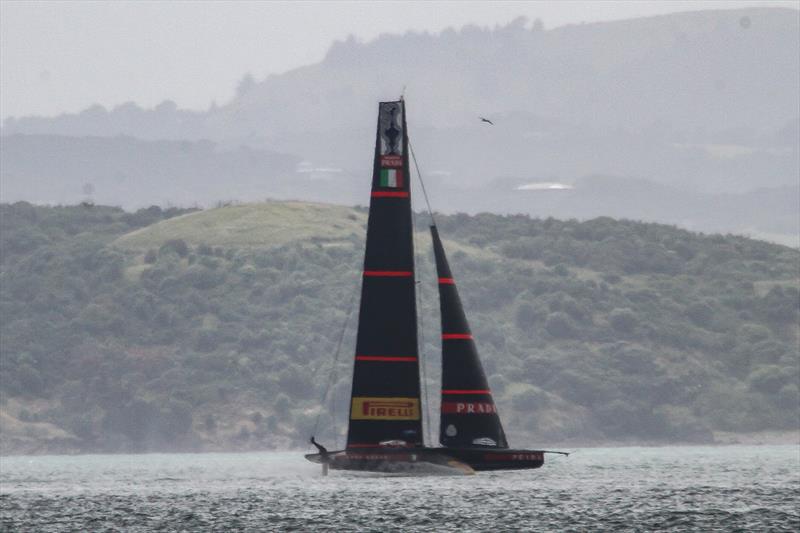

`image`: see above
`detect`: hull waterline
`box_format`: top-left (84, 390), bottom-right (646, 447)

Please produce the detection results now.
top-left (305, 447), bottom-right (544, 473)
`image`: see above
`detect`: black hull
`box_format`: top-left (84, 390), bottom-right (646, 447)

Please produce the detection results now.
top-left (305, 447), bottom-right (544, 474)
top-left (445, 447), bottom-right (545, 471)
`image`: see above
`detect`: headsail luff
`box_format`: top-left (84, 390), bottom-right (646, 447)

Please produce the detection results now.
top-left (346, 100), bottom-right (424, 449)
top-left (431, 225), bottom-right (508, 449)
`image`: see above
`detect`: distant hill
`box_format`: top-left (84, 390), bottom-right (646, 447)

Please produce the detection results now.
top-left (3, 9), bottom-right (797, 186)
top-left (1, 201), bottom-right (797, 454)
top-left (2, 134), bottom-right (796, 245)
top-left (0, 134), bottom-right (300, 208)
top-left (0, 9), bottom-right (797, 243)
top-left (6, 9), bottom-right (797, 142)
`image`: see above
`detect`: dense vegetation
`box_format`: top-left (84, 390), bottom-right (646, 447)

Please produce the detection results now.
top-left (1, 201), bottom-right (797, 454)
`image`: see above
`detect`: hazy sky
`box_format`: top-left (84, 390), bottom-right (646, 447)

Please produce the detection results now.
top-left (1, 0), bottom-right (797, 119)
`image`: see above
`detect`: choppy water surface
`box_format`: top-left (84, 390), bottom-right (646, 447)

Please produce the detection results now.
top-left (1, 446), bottom-right (798, 532)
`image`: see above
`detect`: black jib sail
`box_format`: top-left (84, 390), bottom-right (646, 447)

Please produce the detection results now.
top-left (431, 225), bottom-right (508, 449)
top-left (346, 100), bottom-right (424, 449)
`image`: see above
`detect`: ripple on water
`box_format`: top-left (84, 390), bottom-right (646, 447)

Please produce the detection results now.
top-left (1, 446), bottom-right (799, 532)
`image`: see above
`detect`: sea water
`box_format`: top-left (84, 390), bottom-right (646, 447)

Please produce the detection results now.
top-left (1, 445), bottom-right (798, 532)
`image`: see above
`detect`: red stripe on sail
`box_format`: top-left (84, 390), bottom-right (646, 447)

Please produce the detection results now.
top-left (442, 389), bottom-right (491, 395)
top-left (371, 191), bottom-right (409, 198)
top-left (364, 270), bottom-right (413, 277)
top-left (438, 277), bottom-right (455, 284)
top-left (355, 356), bottom-right (417, 362)
top-left (442, 333), bottom-right (473, 340)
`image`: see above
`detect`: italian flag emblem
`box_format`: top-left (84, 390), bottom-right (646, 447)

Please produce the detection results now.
top-left (380, 168), bottom-right (403, 188)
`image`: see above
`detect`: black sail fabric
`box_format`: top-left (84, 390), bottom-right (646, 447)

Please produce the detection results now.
top-left (431, 225), bottom-right (508, 449)
top-left (346, 100), bottom-right (424, 449)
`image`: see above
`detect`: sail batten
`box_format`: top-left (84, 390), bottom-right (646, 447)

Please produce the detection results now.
top-left (346, 100), bottom-right (424, 449)
top-left (431, 225), bottom-right (508, 449)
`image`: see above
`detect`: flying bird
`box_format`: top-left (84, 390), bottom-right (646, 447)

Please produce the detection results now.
top-left (479, 117), bottom-right (494, 125)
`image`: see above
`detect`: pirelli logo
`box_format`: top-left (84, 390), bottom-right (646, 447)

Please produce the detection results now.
top-left (351, 397), bottom-right (420, 420)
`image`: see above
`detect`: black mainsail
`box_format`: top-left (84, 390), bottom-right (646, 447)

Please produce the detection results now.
top-left (346, 100), bottom-right (424, 449)
top-left (431, 226), bottom-right (508, 449)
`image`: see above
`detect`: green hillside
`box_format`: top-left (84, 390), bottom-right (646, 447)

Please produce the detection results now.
top-left (1, 201), bottom-right (798, 454)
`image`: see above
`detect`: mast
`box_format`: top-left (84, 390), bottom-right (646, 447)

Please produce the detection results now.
top-left (431, 225), bottom-right (508, 449)
top-left (345, 100), bottom-right (424, 449)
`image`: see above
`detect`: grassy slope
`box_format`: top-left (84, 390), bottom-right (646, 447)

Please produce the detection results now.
top-left (112, 202), bottom-right (799, 293)
top-left (114, 201), bottom-right (367, 250)
top-left (111, 202), bottom-right (563, 279)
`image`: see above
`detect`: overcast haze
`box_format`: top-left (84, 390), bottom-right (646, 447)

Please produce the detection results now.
top-left (2, 0), bottom-right (797, 119)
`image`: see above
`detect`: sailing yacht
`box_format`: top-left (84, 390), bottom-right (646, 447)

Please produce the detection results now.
top-left (306, 100), bottom-right (564, 473)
